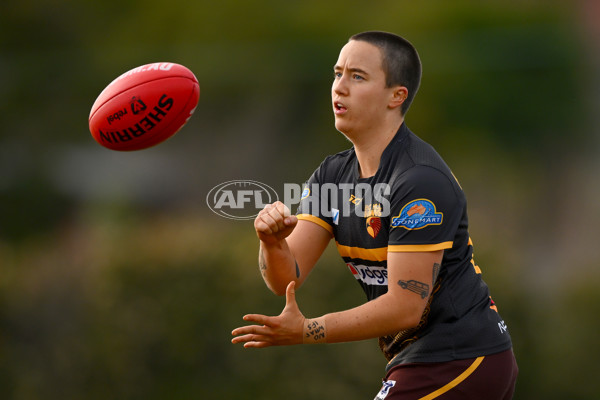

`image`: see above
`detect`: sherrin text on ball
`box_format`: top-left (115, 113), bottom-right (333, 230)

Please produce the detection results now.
top-left (89, 62), bottom-right (200, 151)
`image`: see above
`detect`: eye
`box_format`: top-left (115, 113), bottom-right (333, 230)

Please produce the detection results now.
top-left (353, 74), bottom-right (364, 81)
top-left (333, 71), bottom-right (342, 79)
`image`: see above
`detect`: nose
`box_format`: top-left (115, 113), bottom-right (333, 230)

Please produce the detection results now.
top-left (332, 73), bottom-right (349, 96)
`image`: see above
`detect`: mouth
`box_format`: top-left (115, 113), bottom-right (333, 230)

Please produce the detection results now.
top-left (333, 101), bottom-right (347, 115)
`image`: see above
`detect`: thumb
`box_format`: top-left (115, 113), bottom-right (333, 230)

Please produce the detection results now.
top-left (284, 215), bottom-right (298, 228)
top-left (284, 281), bottom-right (297, 308)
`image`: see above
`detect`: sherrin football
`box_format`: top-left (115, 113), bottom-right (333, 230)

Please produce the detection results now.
top-left (89, 62), bottom-right (200, 151)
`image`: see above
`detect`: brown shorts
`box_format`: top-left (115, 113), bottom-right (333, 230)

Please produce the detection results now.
top-left (374, 349), bottom-right (518, 400)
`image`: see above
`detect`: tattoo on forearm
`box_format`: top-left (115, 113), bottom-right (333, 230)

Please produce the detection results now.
top-left (258, 248), bottom-right (267, 277)
top-left (397, 279), bottom-right (430, 299)
top-left (259, 249), bottom-right (300, 280)
top-left (432, 262), bottom-right (441, 285)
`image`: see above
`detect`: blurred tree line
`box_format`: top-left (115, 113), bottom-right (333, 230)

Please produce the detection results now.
top-left (1, 0), bottom-right (599, 399)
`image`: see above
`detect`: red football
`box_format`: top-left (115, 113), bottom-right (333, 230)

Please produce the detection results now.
top-left (89, 62), bottom-right (200, 151)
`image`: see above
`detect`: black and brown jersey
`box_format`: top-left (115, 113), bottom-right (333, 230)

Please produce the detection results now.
top-left (296, 123), bottom-right (512, 370)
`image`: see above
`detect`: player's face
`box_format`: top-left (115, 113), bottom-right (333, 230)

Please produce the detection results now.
top-left (332, 40), bottom-right (395, 138)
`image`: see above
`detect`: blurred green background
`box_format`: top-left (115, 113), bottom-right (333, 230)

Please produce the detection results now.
top-left (1, 0), bottom-right (599, 399)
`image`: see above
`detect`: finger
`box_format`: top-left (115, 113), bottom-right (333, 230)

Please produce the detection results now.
top-left (282, 203), bottom-right (291, 217)
top-left (260, 204), bottom-right (286, 231)
top-left (284, 214), bottom-right (298, 228)
top-left (231, 333), bottom-right (274, 348)
top-left (262, 212), bottom-right (281, 230)
top-left (267, 202), bottom-right (286, 232)
top-left (254, 217), bottom-right (274, 235)
top-left (275, 201), bottom-right (291, 218)
top-left (231, 325), bottom-right (260, 337)
top-left (275, 202), bottom-right (296, 226)
top-left (231, 333), bottom-right (252, 344)
top-left (255, 208), bottom-right (282, 235)
top-left (231, 333), bottom-right (268, 344)
top-left (243, 340), bottom-right (273, 349)
top-left (231, 322), bottom-right (273, 339)
top-left (242, 314), bottom-right (273, 325)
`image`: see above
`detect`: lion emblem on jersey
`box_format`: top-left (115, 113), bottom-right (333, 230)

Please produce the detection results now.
top-left (366, 216), bottom-right (382, 238)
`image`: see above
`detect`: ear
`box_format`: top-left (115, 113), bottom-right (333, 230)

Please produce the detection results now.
top-left (388, 86), bottom-right (408, 110)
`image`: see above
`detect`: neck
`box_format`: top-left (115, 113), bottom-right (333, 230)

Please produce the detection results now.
top-left (352, 118), bottom-right (403, 178)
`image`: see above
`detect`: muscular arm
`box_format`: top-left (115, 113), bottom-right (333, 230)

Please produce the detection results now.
top-left (318, 250), bottom-right (443, 342)
top-left (232, 250), bottom-right (444, 347)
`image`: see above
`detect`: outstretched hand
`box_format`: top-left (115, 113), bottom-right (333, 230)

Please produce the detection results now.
top-left (231, 281), bottom-right (305, 348)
